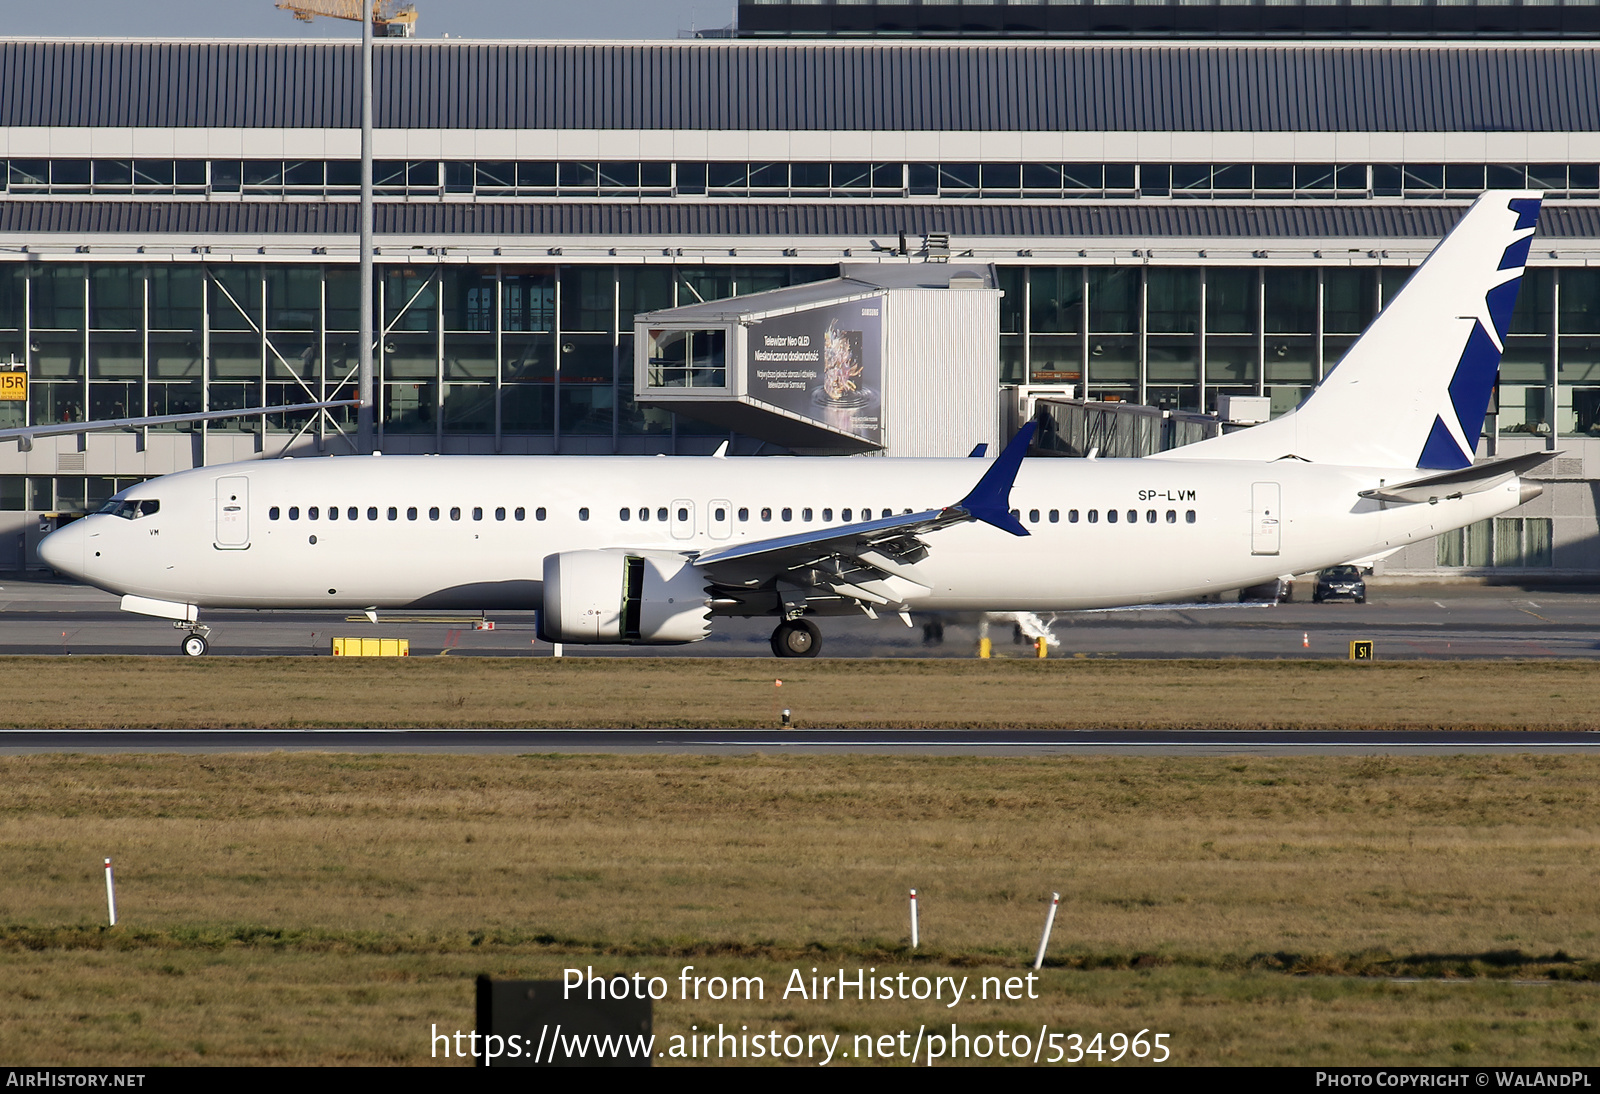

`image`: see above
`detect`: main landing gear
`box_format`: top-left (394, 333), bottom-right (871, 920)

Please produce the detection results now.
top-left (176, 622), bottom-right (212, 657)
top-left (771, 618), bottom-right (821, 658)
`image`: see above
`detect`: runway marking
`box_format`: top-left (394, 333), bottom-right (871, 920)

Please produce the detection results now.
top-left (1519, 606), bottom-right (1557, 623)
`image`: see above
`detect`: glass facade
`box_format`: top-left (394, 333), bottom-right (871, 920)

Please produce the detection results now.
top-left (0, 262), bottom-right (833, 450)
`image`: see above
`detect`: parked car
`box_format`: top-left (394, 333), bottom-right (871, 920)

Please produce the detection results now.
top-left (1313, 565), bottom-right (1366, 603)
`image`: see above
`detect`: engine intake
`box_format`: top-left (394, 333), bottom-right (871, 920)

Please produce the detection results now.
top-left (539, 549), bottom-right (712, 644)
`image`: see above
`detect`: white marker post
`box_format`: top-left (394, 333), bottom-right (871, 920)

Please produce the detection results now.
top-left (909, 888), bottom-right (919, 949)
top-left (1033, 891), bottom-right (1060, 970)
top-left (103, 858), bottom-right (116, 927)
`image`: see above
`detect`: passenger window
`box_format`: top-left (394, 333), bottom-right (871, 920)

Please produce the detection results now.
top-left (1010, 509), bottom-right (1019, 522)
top-left (639, 508), bottom-right (649, 521)
top-left (269, 506), bottom-right (280, 520)
top-left (495, 507), bottom-right (506, 521)
top-left (1029, 509), bottom-right (1040, 524)
top-left (407, 507), bottom-right (418, 521)
top-left (368, 507), bottom-right (378, 521)
top-left (1049, 509), bottom-right (1059, 523)
top-left (619, 507), bottom-right (631, 521)
top-left (1186, 510), bottom-right (1196, 523)
top-left (1166, 510), bottom-right (1176, 524)
top-left (514, 507), bottom-right (525, 521)
top-left (450, 507), bottom-right (461, 521)
top-left (714, 507), bottom-right (726, 521)
top-left (1127, 509), bottom-right (1137, 523)
top-left (387, 507), bottom-right (397, 521)
top-left (1146, 509), bottom-right (1156, 523)
top-left (1068, 509), bottom-right (1079, 523)
top-left (823, 508), bottom-right (833, 521)
top-left (289, 506), bottom-right (299, 521)
top-left (1107, 510), bottom-right (1118, 523)
top-left (472, 507), bottom-right (483, 521)
top-left (429, 507), bottom-right (439, 521)
top-left (536, 507), bottom-right (546, 521)
top-left (327, 506), bottom-right (338, 521)
top-left (738, 507), bottom-right (749, 521)
top-left (309, 506), bottom-right (320, 520)
top-left (656, 507), bottom-right (667, 522)
top-left (802, 507), bottom-right (813, 522)
top-left (677, 507), bottom-right (688, 522)
top-left (761, 508), bottom-right (772, 522)
top-left (348, 507), bottom-right (358, 521)
top-left (838, 508), bottom-right (849, 522)
top-left (579, 508), bottom-right (590, 521)
top-left (1088, 510), bottom-right (1098, 523)
top-left (781, 508), bottom-right (792, 522)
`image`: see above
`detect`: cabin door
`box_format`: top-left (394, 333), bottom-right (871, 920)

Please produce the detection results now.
top-left (215, 476), bottom-right (250, 549)
top-left (1251, 481), bottom-right (1281, 556)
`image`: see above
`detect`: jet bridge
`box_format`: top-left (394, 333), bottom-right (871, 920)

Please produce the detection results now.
top-left (634, 265), bottom-right (1001, 457)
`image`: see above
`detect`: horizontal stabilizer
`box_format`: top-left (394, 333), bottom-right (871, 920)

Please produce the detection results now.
top-left (1357, 451), bottom-right (1555, 504)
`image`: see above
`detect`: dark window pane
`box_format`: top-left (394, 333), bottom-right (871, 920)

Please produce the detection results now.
top-left (939, 163), bottom-right (979, 190)
top-left (834, 162), bottom-right (871, 188)
top-left (640, 162), bottom-right (672, 188)
top-left (1529, 164), bottom-right (1568, 191)
top-left (981, 163), bottom-right (1022, 190)
top-left (707, 163), bottom-right (747, 189)
top-left (52, 161), bottom-right (90, 186)
top-left (1404, 164), bottom-right (1444, 190)
top-left (675, 162), bottom-right (706, 194)
top-left (374, 160), bottom-right (405, 187)
top-left (1571, 165), bottom-right (1600, 190)
top-left (908, 163), bottom-right (937, 194)
top-left (444, 161), bottom-right (473, 193)
top-left (871, 163), bottom-right (901, 188)
top-left (1171, 164), bottom-right (1209, 191)
top-left (558, 162), bottom-right (597, 188)
top-left (748, 162), bottom-right (787, 188)
top-left (92, 160), bottom-right (132, 186)
top-left (406, 161), bottom-right (438, 187)
top-left (325, 160), bottom-right (359, 187)
top-left (599, 162), bottom-right (639, 188)
top-left (1064, 163), bottom-right (1104, 190)
top-left (477, 161), bottom-right (514, 189)
top-left (1104, 164), bottom-right (1135, 190)
top-left (517, 161), bottom-right (556, 188)
top-left (791, 162), bottom-right (828, 189)
top-left (1335, 164), bottom-right (1367, 190)
top-left (1023, 163), bottom-right (1062, 190)
top-left (1254, 164), bottom-right (1293, 190)
top-left (284, 160), bottom-right (324, 186)
top-left (1295, 164), bottom-right (1335, 190)
top-left (242, 160), bottom-right (282, 187)
top-left (134, 160), bottom-right (175, 186)
top-left (1213, 164), bottom-right (1251, 191)
top-left (1138, 164), bottom-right (1169, 196)
top-left (1445, 164), bottom-right (1485, 190)
top-left (1487, 164), bottom-right (1525, 189)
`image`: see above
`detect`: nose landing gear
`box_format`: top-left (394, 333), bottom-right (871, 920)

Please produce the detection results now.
top-left (770, 618), bottom-right (821, 658)
top-left (175, 622), bottom-right (212, 657)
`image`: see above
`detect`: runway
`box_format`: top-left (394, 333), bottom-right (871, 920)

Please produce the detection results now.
top-left (4, 728), bottom-right (1598, 755)
top-left (4, 576), bottom-right (1600, 660)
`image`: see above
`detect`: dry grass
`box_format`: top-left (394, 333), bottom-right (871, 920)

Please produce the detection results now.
top-left (4, 655), bottom-right (1600, 729)
top-left (4, 753), bottom-right (1600, 1064)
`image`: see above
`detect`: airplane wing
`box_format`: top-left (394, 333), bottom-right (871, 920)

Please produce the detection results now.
top-left (693, 421), bottom-right (1036, 615)
top-left (0, 400), bottom-right (359, 450)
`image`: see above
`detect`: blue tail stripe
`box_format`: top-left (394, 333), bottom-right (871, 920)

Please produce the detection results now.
top-left (1498, 235), bottom-right (1533, 271)
top-left (1508, 197), bottom-right (1543, 231)
top-left (1485, 277), bottom-right (1522, 341)
top-left (1448, 320), bottom-right (1502, 447)
top-left (1418, 415), bottom-right (1471, 471)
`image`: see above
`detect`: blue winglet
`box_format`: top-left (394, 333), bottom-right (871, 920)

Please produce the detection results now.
top-left (954, 421), bottom-right (1037, 536)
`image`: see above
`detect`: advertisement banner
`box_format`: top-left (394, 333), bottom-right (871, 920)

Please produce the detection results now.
top-left (748, 295), bottom-right (884, 445)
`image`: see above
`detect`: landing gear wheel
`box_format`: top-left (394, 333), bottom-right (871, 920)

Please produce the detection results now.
top-left (182, 634), bottom-right (209, 658)
top-left (771, 618), bottom-right (821, 658)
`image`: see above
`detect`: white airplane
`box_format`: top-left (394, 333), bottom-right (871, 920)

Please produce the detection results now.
top-left (38, 192), bottom-right (1550, 658)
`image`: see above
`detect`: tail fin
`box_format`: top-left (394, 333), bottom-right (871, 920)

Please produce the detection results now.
top-left (1157, 191), bottom-right (1542, 470)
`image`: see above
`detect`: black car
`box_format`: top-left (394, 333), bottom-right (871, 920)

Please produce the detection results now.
top-left (1313, 565), bottom-right (1366, 603)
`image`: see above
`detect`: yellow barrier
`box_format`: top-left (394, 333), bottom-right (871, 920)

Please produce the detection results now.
top-left (978, 637), bottom-right (992, 659)
top-left (332, 637), bottom-right (410, 657)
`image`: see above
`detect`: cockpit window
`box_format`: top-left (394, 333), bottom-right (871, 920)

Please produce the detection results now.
top-left (98, 499), bottom-right (159, 520)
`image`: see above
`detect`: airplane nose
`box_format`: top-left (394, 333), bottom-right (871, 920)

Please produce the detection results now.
top-left (37, 521), bottom-right (84, 578)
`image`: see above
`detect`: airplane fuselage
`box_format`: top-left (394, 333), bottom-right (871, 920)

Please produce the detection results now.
top-left (45, 452), bottom-right (1523, 616)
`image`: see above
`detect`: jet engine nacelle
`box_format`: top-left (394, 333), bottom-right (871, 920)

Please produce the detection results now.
top-left (539, 549), bottom-right (712, 644)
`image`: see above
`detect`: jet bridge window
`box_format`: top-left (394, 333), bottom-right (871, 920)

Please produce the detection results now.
top-left (646, 328), bottom-right (727, 389)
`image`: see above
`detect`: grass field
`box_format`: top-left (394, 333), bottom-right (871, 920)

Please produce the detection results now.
top-left (4, 752), bottom-right (1600, 1065)
top-left (5, 655), bottom-right (1600, 729)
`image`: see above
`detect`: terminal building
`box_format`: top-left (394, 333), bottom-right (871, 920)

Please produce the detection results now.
top-left (1, 24), bottom-right (1598, 578)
